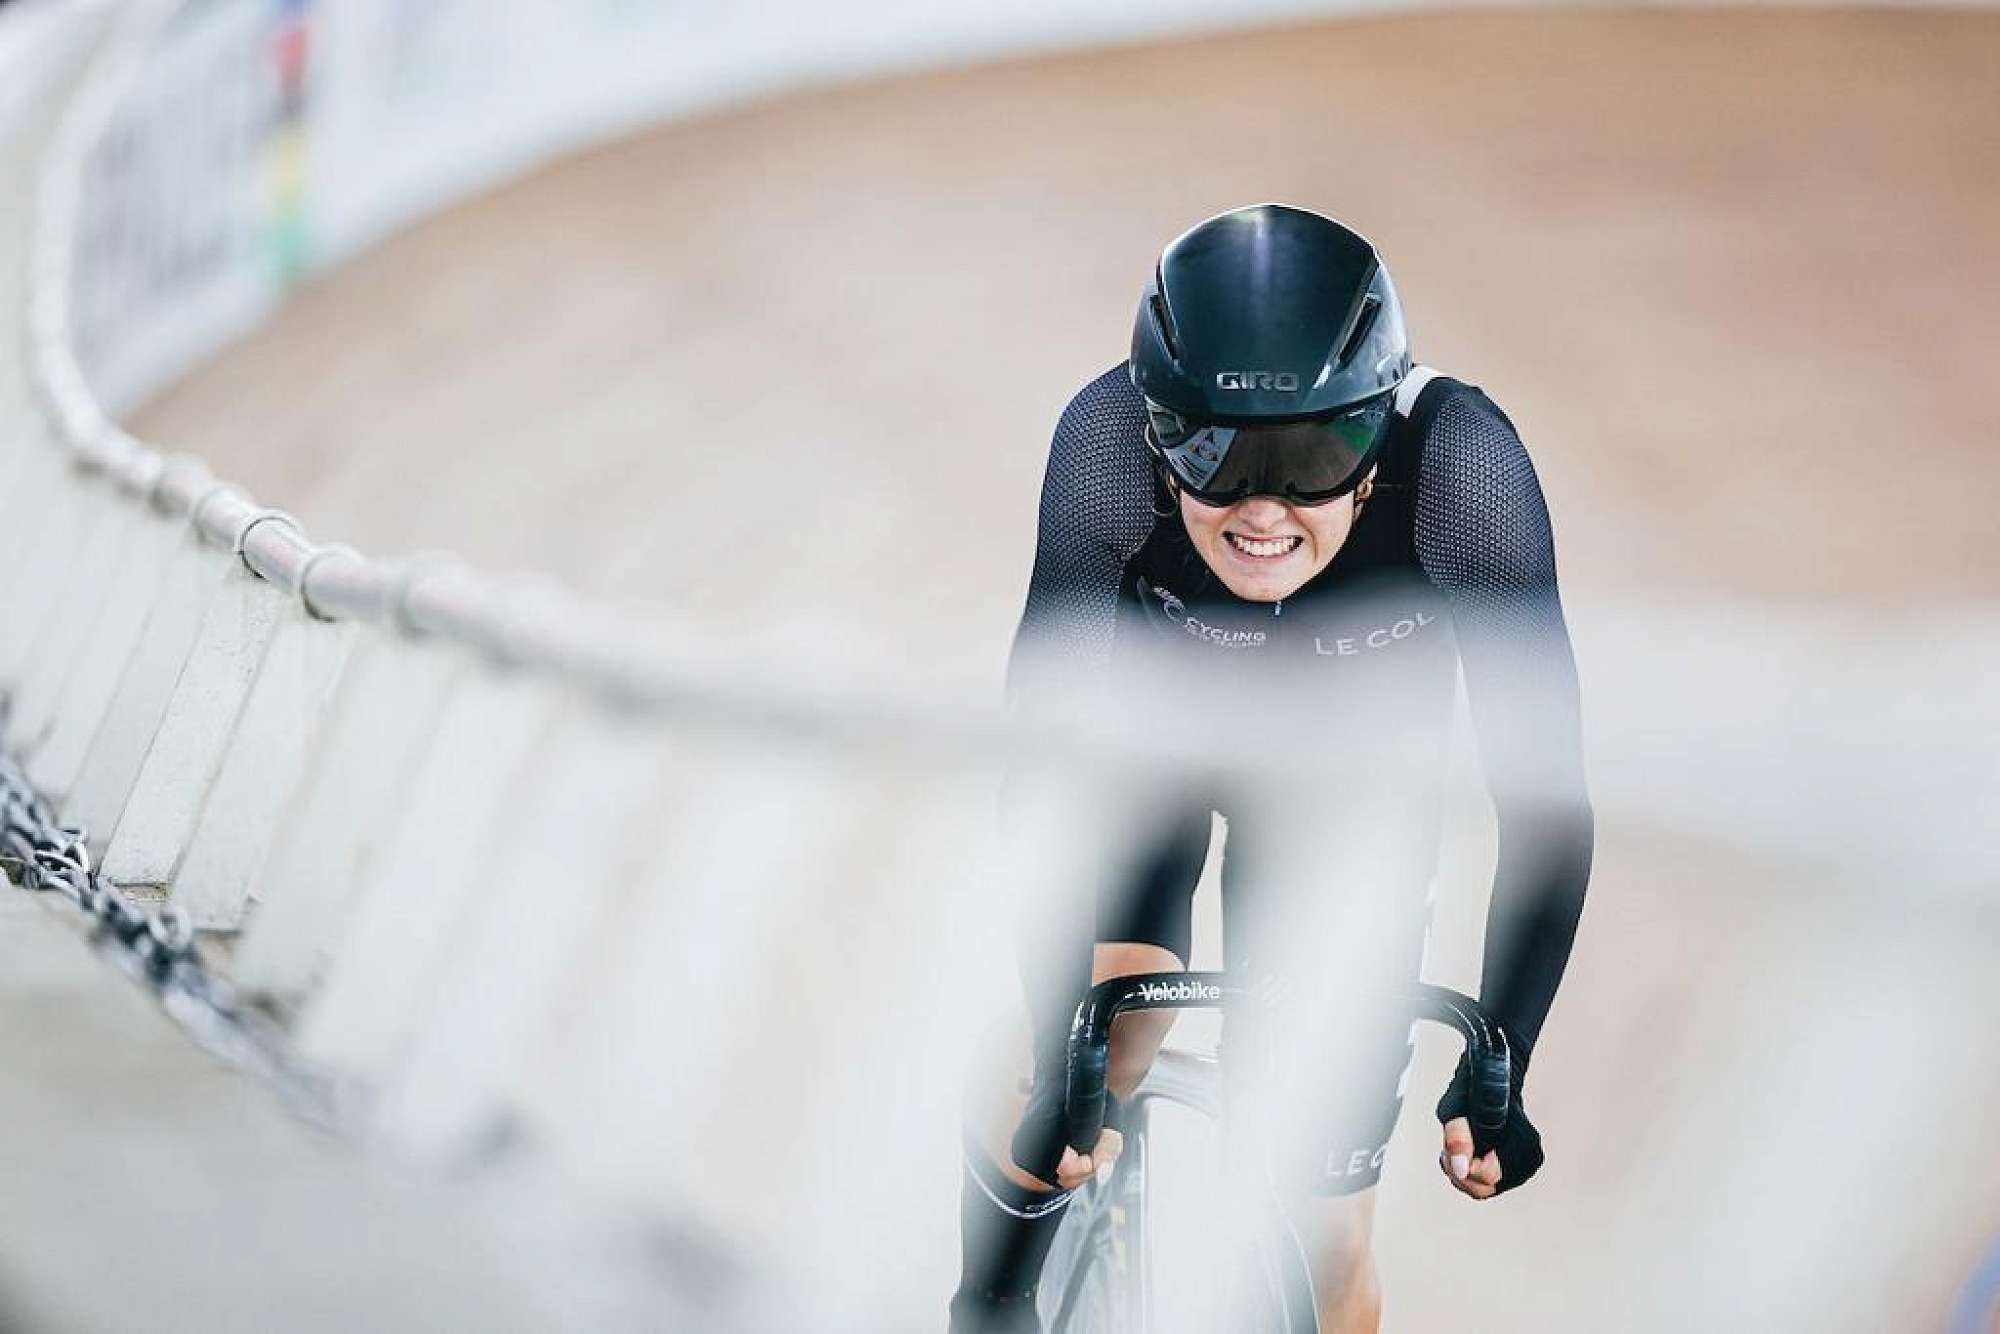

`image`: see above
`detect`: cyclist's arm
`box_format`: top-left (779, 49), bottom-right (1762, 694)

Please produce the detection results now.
top-left (1414, 387), bottom-right (1595, 1071)
top-left (1006, 365), bottom-right (1154, 690)
top-left (1002, 366), bottom-right (1157, 1173)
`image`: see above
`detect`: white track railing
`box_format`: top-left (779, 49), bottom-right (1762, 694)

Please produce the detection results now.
top-left (0, 16), bottom-right (1212, 1314)
top-left (7, 2), bottom-right (1160, 1232)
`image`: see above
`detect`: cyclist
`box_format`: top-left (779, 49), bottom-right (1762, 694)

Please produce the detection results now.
top-left (950, 203), bottom-right (1594, 1333)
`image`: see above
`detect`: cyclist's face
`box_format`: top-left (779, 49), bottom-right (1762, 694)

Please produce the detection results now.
top-left (1178, 486), bottom-right (1361, 602)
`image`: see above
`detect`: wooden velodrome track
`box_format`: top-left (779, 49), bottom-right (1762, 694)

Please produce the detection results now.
top-left (134, 9), bottom-right (1998, 1330)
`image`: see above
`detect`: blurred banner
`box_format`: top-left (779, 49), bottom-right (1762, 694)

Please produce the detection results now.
top-left (72, 0), bottom-right (1381, 411)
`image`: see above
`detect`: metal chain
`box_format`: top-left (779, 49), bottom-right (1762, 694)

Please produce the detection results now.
top-left (0, 747), bottom-right (334, 1113)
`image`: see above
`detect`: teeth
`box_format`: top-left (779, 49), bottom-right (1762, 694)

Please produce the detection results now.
top-left (1227, 533), bottom-right (1300, 559)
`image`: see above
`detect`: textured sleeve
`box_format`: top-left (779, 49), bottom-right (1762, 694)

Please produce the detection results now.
top-left (1006, 364), bottom-right (1159, 690)
top-left (1002, 366), bottom-right (1160, 1170)
top-left (1415, 388), bottom-right (1594, 1070)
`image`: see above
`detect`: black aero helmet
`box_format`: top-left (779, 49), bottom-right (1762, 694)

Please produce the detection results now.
top-left (1131, 203), bottom-right (1411, 506)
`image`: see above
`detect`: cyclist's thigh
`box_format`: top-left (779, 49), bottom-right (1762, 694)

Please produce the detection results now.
top-left (1095, 801), bottom-right (1211, 1100)
top-left (1293, 1187), bottom-right (1377, 1261)
top-left (1217, 791), bottom-right (1437, 1196)
top-left (1096, 797), bottom-right (1212, 965)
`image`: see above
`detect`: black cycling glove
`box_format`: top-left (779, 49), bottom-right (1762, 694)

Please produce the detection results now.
top-left (1435, 1049), bottom-right (1544, 1195)
top-left (1011, 1078), bottom-right (1127, 1187)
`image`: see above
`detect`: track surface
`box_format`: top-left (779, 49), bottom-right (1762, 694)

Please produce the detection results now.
top-left (132, 10), bottom-right (2000, 1330)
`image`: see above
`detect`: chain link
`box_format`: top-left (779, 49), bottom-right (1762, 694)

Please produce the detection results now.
top-left (1, 750), bottom-right (203, 973)
top-left (0, 747), bottom-right (333, 1112)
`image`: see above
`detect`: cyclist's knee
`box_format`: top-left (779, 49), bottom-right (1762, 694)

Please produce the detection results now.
top-left (1108, 1030), bottom-right (1168, 1102)
top-left (1297, 1189), bottom-right (1380, 1301)
top-left (1091, 940), bottom-right (1183, 984)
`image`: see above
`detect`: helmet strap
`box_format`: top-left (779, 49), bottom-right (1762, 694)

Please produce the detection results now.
top-left (1149, 455), bottom-right (1181, 518)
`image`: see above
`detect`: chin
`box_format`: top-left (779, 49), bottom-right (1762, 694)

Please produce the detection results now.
top-left (1217, 567), bottom-right (1308, 602)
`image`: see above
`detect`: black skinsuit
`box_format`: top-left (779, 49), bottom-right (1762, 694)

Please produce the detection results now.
top-left (1007, 363), bottom-right (1594, 1192)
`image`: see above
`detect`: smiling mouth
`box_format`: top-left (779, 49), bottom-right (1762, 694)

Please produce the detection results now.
top-left (1224, 532), bottom-right (1304, 560)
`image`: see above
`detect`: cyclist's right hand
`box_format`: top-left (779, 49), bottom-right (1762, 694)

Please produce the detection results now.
top-left (1050, 1132), bottom-right (1122, 1191)
top-left (1010, 1081), bottom-right (1125, 1192)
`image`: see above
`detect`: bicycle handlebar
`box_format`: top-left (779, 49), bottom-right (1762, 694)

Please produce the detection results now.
top-left (1062, 973), bottom-right (1511, 1155)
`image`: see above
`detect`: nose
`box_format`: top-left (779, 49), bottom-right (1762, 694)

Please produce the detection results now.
top-left (1232, 495), bottom-right (1290, 530)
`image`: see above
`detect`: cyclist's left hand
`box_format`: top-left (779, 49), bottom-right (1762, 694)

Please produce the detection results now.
top-left (1438, 1118), bottom-right (1503, 1199)
top-left (1435, 1052), bottom-right (1545, 1199)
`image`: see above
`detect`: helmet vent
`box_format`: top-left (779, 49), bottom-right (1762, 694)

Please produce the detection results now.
top-left (1149, 267), bottom-right (1183, 363)
top-left (1333, 294), bottom-right (1381, 370)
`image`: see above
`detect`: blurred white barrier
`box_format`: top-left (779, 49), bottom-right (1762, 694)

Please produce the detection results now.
top-left (1, 0), bottom-right (1138, 1219)
top-left (21, 460), bottom-right (178, 797)
top-left (171, 593), bottom-right (358, 923)
top-left (0, 21), bottom-right (1144, 1322)
top-left (374, 700), bottom-right (676, 1160)
top-left (1576, 601), bottom-right (2000, 895)
top-left (292, 664), bottom-right (564, 1078)
top-left (62, 490), bottom-right (243, 865)
top-left (98, 530), bottom-right (299, 895)
top-left (230, 635), bottom-right (463, 994)
top-left (4, 460), bottom-right (145, 755)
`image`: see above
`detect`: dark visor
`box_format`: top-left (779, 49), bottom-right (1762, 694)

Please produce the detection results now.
top-left (1145, 395), bottom-right (1392, 507)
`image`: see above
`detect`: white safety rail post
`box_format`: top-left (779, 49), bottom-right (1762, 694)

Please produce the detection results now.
top-left (67, 477), bottom-right (273, 885)
top-left (5, 436), bottom-right (166, 766)
top-left (53, 480), bottom-right (250, 868)
top-left (26, 455), bottom-right (203, 802)
top-left (0, 163), bottom-right (94, 699)
top-left (229, 629), bottom-right (465, 999)
top-left (0, 426), bottom-right (99, 714)
top-left (0, 243), bottom-right (78, 596)
top-left (167, 534), bottom-right (365, 928)
top-left (288, 637), bottom-right (567, 1086)
top-left (29, 479), bottom-right (239, 862)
